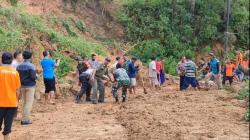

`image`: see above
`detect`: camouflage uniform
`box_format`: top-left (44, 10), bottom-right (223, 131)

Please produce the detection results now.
top-left (112, 68), bottom-right (130, 101)
top-left (123, 60), bottom-right (131, 73)
top-left (92, 63), bottom-right (109, 104)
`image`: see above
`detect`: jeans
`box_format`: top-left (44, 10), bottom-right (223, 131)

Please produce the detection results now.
top-left (0, 107), bottom-right (17, 135)
top-left (76, 75), bottom-right (91, 101)
top-left (21, 87), bottom-right (36, 121)
top-left (180, 76), bottom-right (185, 90)
top-left (183, 77), bottom-right (197, 89)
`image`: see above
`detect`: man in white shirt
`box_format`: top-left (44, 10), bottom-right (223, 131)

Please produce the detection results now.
top-left (11, 51), bottom-right (23, 69)
top-left (148, 57), bottom-right (159, 89)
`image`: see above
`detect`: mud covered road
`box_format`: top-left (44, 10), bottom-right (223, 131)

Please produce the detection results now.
top-left (11, 86), bottom-right (249, 140)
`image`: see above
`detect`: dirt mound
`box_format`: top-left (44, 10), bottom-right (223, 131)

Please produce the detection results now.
top-left (8, 0), bottom-right (124, 40)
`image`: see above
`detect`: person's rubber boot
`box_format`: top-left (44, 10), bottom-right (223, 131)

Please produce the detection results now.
top-left (4, 134), bottom-right (10, 140)
top-left (115, 97), bottom-right (119, 103)
top-left (122, 97), bottom-right (126, 102)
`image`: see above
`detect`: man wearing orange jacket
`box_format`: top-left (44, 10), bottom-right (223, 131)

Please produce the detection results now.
top-left (0, 52), bottom-right (21, 140)
top-left (222, 59), bottom-right (235, 86)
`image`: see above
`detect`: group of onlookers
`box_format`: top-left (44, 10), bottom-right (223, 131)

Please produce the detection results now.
top-left (0, 50), bottom-right (59, 140)
top-left (177, 50), bottom-right (249, 91)
top-left (148, 57), bottom-right (166, 89)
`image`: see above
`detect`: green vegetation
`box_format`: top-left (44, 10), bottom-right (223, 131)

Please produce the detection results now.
top-left (236, 82), bottom-right (249, 122)
top-left (245, 109), bottom-right (249, 122)
top-left (54, 53), bottom-right (73, 78)
top-left (75, 20), bottom-right (87, 33)
top-left (62, 19), bottom-right (78, 37)
top-left (237, 82), bottom-right (249, 100)
top-left (10, 0), bottom-right (18, 6)
top-left (117, 0), bottom-right (249, 75)
top-left (0, 7), bottom-right (105, 56)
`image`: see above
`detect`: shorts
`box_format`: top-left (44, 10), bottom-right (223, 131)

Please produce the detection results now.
top-left (183, 77), bottom-right (197, 89)
top-left (130, 78), bottom-right (137, 86)
top-left (44, 78), bottom-right (56, 93)
top-left (149, 77), bottom-right (159, 85)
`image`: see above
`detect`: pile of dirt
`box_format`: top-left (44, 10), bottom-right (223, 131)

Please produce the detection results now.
top-left (8, 0), bottom-right (124, 40)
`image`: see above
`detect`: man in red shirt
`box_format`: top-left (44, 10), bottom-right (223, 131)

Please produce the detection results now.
top-left (0, 52), bottom-right (21, 140)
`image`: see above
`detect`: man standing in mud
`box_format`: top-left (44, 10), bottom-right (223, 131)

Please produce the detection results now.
top-left (92, 57), bottom-right (111, 104)
top-left (0, 52), bottom-right (21, 140)
top-left (40, 51), bottom-right (60, 104)
top-left (204, 53), bottom-right (222, 90)
top-left (88, 54), bottom-right (100, 70)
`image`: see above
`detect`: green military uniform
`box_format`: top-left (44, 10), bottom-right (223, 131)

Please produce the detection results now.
top-left (92, 63), bottom-right (109, 104)
top-left (112, 68), bottom-right (130, 102)
top-left (123, 60), bottom-right (131, 72)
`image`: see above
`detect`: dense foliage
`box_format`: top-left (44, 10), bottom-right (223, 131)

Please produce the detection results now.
top-left (118, 0), bottom-right (249, 75)
top-left (0, 7), bottom-right (105, 56)
top-left (0, 7), bottom-right (105, 78)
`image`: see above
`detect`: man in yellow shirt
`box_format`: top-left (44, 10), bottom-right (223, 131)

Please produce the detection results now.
top-left (0, 52), bottom-right (21, 140)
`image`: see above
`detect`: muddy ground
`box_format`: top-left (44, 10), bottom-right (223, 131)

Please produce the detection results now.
top-left (8, 85), bottom-right (249, 140)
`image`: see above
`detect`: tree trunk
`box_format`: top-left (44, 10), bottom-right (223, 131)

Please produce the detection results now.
top-left (190, 0), bottom-right (196, 16)
top-left (172, 0), bottom-right (177, 20)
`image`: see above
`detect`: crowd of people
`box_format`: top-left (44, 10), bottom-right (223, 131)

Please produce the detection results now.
top-left (0, 50), bottom-right (60, 140)
top-left (0, 49), bottom-right (248, 140)
top-left (177, 50), bottom-right (249, 91)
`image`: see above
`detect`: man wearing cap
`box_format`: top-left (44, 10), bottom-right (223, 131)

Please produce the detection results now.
top-left (204, 53), bottom-right (222, 89)
top-left (0, 52), bottom-right (21, 140)
top-left (92, 57), bottom-right (111, 104)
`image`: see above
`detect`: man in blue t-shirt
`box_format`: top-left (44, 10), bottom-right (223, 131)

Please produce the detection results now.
top-left (128, 57), bottom-right (139, 94)
top-left (204, 53), bottom-right (222, 89)
top-left (40, 51), bottom-right (60, 104)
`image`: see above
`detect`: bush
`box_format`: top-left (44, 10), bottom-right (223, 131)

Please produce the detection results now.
top-left (237, 82), bottom-right (249, 100)
top-left (164, 56), bottom-right (177, 75)
top-left (245, 109), bottom-right (249, 122)
top-left (62, 19), bottom-right (78, 37)
top-left (75, 20), bottom-right (87, 33)
top-left (118, 0), bottom-right (249, 75)
top-left (10, 0), bottom-right (18, 6)
top-left (54, 53), bottom-right (73, 78)
top-left (130, 40), bottom-right (165, 63)
top-left (0, 7), bottom-right (105, 56)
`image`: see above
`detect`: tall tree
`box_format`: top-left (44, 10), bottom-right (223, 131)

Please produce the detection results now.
top-left (172, 0), bottom-right (177, 20)
top-left (190, 0), bottom-right (196, 16)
